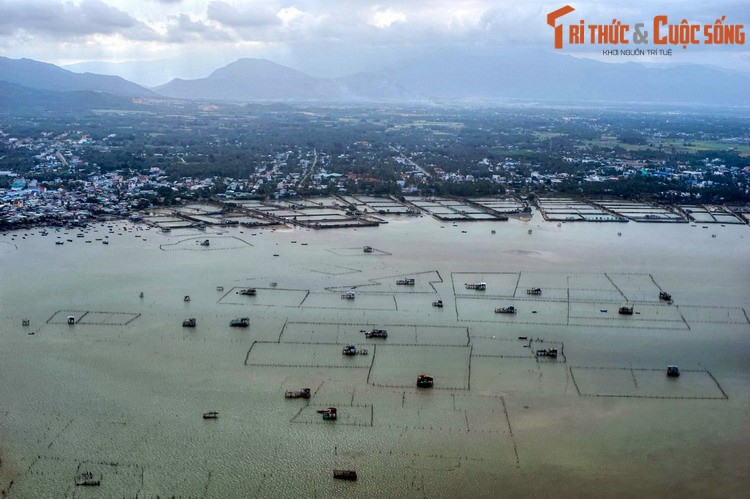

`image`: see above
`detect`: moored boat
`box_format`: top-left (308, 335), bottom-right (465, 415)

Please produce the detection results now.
top-left (230, 317), bottom-right (250, 327)
top-left (285, 388), bottom-right (311, 399)
top-left (333, 470), bottom-right (357, 481)
top-left (417, 373), bottom-right (433, 388)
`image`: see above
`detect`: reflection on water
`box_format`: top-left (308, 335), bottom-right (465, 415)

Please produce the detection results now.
top-left (0, 216), bottom-right (748, 497)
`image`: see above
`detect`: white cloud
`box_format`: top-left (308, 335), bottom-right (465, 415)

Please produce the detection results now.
top-left (0, 0), bottom-right (745, 75)
top-left (369, 7), bottom-right (405, 29)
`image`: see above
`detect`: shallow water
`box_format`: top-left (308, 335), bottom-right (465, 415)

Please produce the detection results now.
top-left (1, 215), bottom-right (749, 497)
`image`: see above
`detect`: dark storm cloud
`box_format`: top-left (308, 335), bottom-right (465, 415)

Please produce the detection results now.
top-left (0, 0), bottom-right (156, 38)
top-left (165, 13), bottom-right (233, 43)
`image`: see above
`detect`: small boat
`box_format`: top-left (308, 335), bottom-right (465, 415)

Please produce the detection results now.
top-left (230, 317), bottom-right (250, 328)
top-left (495, 306), bottom-right (517, 314)
top-left (618, 306), bottom-right (634, 315)
top-left (216, 286), bottom-right (224, 291)
top-left (333, 470), bottom-right (357, 481)
top-left (536, 348), bottom-right (558, 358)
top-left (75, 471), bottom-right (100, 486)
top-left (342, 345), bottom-right (367, 356)
top-left (432, 299), bottom-right (443, 308)
top-left (659, 291), bottom-right (672, 301)
top-left (22, 319), bottom-right (30, 326)
top-left (491, 230), bottom-right (496, 234)
top-left (465, 282), bottom-right (486, 290)
top-left (363, 246), bottom-right (373, 253)
top-left (417, 373), bottom-right (434, 388)
top-left (396, 278), bottom-right (415, 286)
top-left (526, 288), bottom-right (542, 295)
top-left (273, 253), bottom-right (279, 257)
top-left (139, 291), bottom-right (144, 298)
top-left (184, 295), bottom-right (191, 302)
top-left (666, 365), bottom-right (680, 377)
top-left (55, 241), bottom-right (64, 245)
top-left (102, 240), bottom-right (109, 245)
top-left (200, 239), bottom-right (210, 246)
top-left (364, 329), bottom-right (387, 339)
top-left (203, 411), bottom-right (219, 419)
top-left (341, 291), bottom-right (355, 300)
top-left (285, 388), bottom-right (311, 399)
top-left (182, 318), bottom-right (196, 328)
top-left (239, 288), bottom-right (257, 296)
top-left (318, 407), bottom-right (337, 420)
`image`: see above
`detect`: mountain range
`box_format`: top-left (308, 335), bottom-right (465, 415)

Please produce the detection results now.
top-left (1, 51), bottom-right (748, 110)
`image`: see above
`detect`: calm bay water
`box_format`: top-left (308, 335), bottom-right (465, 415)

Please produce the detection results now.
top-left (1, 214), bottom-right (748, 497)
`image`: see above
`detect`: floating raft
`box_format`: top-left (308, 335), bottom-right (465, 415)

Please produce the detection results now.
top-left (333, 469), bottom-right (357, 481)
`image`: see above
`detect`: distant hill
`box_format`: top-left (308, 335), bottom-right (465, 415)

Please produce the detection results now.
top-left (0, 81), bottom-right (139, 113)
top-left (3, 53), bottom-right (748, 108)
top-left (155, 58), bottom-right (331, 101)
top-left (153, 51), bottom-right (750, 107)
top-left (155, 58), bottom-right (416, 102)
top-left (377, 48), bottom-right (750, 106)
top-left (63, 59), bottom-right (217, 88)
top-left (0, 57), bottom-right (156, 98)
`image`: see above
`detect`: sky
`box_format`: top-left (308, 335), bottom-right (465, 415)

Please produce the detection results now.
top-left (0, 0), bottom-right (748, 85)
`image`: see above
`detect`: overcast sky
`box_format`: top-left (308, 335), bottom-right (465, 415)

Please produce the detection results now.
top-left (1, 0), bottom-right (748, 82)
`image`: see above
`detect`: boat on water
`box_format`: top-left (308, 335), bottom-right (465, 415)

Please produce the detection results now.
top-left (75, 471), bottom-right (100, 486)
top-left (285, 388), bottom-right (311, 399)
top-left (333, 470), bottom-right (357, 481)
top-left (465, 282), bottom-right (486, 290)
top-left (536, 348), bottom-right (558, 358)
top-left (667, 365), bottom-right (680, 377)
top-left (239, 288), bottom-right (257, 296)
top-left (182, 318), bottom-right (196, 328)
top-left (318, 407), bottom-right (337, 420)
top-left (363, 246), bottom-right (373, 253)
top-left (396, 278), bottom-right (415, 286)
top-left (432, 299), bottom-right (443, 308)
top-left (618, 306), bottom-right (634, 315)
top-left (200, 239), bottom-right (210, 246)
top-left (55, 241), bottom-right (64, 245)
top-left (230, 317), bottom-right (250, 328)
top-left (495, 306), bottom-right (517, 314)
top-left (341, 291), bottom-right (355, 300)
top-left (417, 373), bottom-right (434, 388)
top-left (203, 411), bottom-right (219, 419)
top-left (526, 287), bottom-right (542, 295)
top-left (342, 345), bottom-right (367, 356)
top-left (364, 329), bottom-right (388, 339)
top-left (659, 291), bottom-right (672, 301)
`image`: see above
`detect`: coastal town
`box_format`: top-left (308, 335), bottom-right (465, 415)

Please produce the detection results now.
top-left (2, 106), bottom-right (749, 229)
